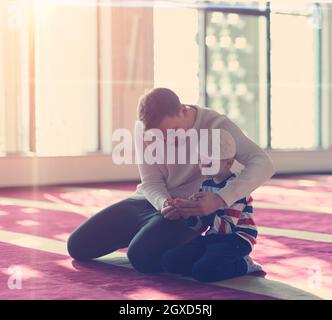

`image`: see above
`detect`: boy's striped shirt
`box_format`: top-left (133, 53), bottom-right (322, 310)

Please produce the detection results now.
top-left (186, 174), bottom-right (257, 248)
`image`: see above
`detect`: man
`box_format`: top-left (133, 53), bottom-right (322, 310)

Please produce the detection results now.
top-left (67, 87), bottom-right (275, 274)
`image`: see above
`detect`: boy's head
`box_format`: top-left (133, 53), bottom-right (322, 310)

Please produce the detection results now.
top-left (137, 88), bottom-right (189, 139)
top-left (199, 129), bottom-right (236, 177)
top-left (199, 158), bottom-right (235, 177)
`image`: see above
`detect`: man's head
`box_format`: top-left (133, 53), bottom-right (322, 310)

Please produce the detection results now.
top-left (138, 88), bottom-right (189, 138)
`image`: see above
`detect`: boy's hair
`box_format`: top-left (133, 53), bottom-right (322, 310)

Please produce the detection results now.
top-left (138, 88), bottom-right (182, 130)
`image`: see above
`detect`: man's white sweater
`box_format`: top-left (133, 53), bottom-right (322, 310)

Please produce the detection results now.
top-left (131, 105), bottom-right (275, 211)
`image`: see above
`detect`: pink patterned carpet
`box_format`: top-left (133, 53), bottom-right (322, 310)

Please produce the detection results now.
top-left (0, 175), bottom-right (331, 300)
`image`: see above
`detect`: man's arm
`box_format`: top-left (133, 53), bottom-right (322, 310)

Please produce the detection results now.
top-left (138, 161), bottom-right (172, 211)
top-left (162, 115), bottom-right (275, 216)
top-left (217, 116), bottom-right (276, 206)
top-left (135, 123), bottom-right (171, 211)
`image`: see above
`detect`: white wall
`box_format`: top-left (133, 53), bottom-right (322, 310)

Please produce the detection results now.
top-left (0, 154), bottom-right (139, 187)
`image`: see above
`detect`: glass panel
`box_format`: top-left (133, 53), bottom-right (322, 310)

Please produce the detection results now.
top-left (205, 12), bottom-right (267, 145)
top-left (34, 3), bottom-right (99, 156)
top-left (270, 13), bottom-right (317, 149)
top-left (0, 1), bottom-right (30, 155)
top-left (0, 5), bottom-right (5, 155)
top-left (153, 7), bottom-right (199, 104)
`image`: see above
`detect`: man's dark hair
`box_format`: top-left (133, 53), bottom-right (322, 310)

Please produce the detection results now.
top-left (138, 87), bottom-right (182, 130)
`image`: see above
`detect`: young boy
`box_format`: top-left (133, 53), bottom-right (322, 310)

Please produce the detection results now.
top-left (160, 130), bottom-right (264, 282)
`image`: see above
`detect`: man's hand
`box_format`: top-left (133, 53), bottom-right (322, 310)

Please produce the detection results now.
top-left (173, 192), bottom-right (227, 216)
top-left (163, 198), bottom-right (173, 208)
top-left (161, 199), bottom-right (182, 220)
top-left (161, 205), bottom-right (183, 220)
top-left (161, 198), bottom-right (193, 220)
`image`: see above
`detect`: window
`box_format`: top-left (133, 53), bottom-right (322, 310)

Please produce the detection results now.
top-left (153, 6), bottom-right (200, 104)
top-left (0, 0), bottom-right (102, 156)
top-left (34, 2), bottom-right (99, 156)
top-left (204, 11), bottom-right (267, 145)
top-left (1, 1), bottom-right (329, 157)
top-left (270, 4), bottom-right (321, 149)
top-left (200, 1), bottom-right (326, 150)
top-left (0, 0), bottom-right (31, 155)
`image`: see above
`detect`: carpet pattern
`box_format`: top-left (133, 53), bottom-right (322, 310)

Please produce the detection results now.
top-left (0, 175), bottom-right (331, 300)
